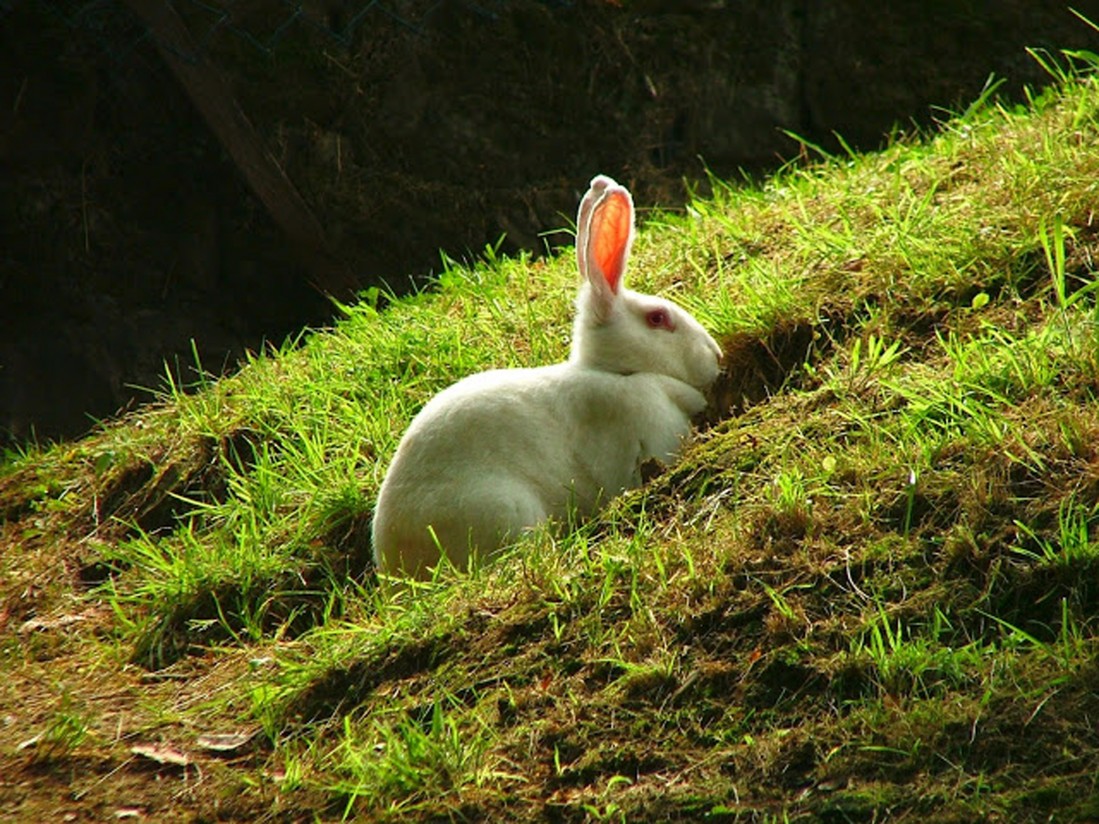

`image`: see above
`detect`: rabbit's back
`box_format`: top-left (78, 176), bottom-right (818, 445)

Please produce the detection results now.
top-left (371, 364), bottom-right (703, 578)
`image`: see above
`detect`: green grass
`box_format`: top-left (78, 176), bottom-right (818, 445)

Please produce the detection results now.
top-left (5, 49), bottom-right (1099, 821)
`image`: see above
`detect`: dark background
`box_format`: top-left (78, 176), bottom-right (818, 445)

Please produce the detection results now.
top-left (3, 0), bottom-right (1098, 444)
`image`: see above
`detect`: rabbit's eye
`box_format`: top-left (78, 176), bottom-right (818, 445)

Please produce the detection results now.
top-left (646, 309), bottom-right (675, 331)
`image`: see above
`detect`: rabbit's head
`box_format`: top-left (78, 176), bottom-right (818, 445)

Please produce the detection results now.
top-left (571, 175), bottom-right (722, 391)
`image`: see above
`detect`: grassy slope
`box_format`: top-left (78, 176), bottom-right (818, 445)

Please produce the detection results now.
top-left (4, 64), bottom-right (1099, 822)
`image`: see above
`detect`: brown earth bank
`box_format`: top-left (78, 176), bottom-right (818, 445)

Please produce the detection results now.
top-left (3, 0), bottom-right (1099, 445)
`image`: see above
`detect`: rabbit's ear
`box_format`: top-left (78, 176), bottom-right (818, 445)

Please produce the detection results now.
top-left (576, 181), bottom-right (601, 286)
top-left (579, 177), bottom-right (634, 322)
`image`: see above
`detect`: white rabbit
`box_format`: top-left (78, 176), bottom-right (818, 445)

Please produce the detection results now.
top-left (371, 174), bottom-right (722, 579)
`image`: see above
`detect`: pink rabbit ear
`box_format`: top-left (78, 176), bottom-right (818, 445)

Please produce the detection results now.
top-left (577, 178), bottom-right (634, 323)
top-left (590, 189), bottom-right (632, 295)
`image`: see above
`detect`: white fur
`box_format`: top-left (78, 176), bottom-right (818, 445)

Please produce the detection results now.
top-left (372, 175), bottom-right (722, 579)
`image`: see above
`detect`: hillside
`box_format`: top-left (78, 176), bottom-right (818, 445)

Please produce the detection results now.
top-left (3, 55), bottom-right (1099, 821)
